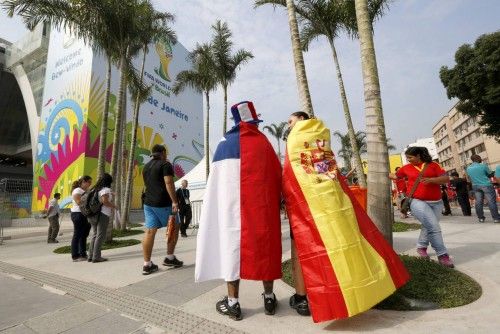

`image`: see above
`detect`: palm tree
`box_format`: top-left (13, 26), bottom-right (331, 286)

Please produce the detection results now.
top-left (353, 0), bottom-right (392, 243)
top-left (210, 20), bottom-right (254, 134)
top-left (333, 130), bottom-right (366, 170)
top-left (263, 122), bottom-right (288, 161)
top-left (255, 0), bottom-right (388, 188)
top-left (120, 4), bottom-right (176, 230)
top-left (173, 43), bottom-right (218, 180)
top-left (255, 0), bottom-right (314, 116)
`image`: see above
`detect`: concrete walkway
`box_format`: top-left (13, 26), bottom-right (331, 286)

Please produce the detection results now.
top-left (0, 208), bottom-right (499, 333)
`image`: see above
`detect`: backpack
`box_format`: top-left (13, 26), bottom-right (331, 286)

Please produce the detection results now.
top-left (79, 188), bottom-right (102, 217)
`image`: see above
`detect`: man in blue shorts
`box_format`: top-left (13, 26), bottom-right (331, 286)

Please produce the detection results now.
top-left (142, 144), bottom-right (183, 275)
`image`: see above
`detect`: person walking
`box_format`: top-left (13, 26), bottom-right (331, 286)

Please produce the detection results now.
top-left (450, 172), bottom-right (471, 216)
top-left (176, 180), bottom-right (192, 238)
top-left (142, 144), bottom-right (183, 275)
top-left (391, 146), bottom-right (454, 268)
top-left (466, 154), bottom-right (499, 223)
top-left (70, 176), bottom-right (92, 261)
top-left (88, 173), bottom-right (115, 263)
top-left (441, 184), bottom-right (452, 216)
top-left (46, 193), bottom-right (61, 243)
top-left (393, 167), bottom-right (409, 218)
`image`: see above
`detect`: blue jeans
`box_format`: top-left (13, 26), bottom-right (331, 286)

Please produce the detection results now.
top-left (410, 199), bottom-right (448, 256)
top-left (472, 185), bottom-right (500, 220)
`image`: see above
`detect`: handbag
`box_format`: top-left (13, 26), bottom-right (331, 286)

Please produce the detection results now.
top-left (400, 163), bottom-right (429, 215)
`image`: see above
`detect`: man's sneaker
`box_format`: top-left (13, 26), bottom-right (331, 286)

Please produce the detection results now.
top-left (181, 233), bottom-right (187, 238)
top-left (216, 296), bottom-right (242, 321)
top-left (289, 295), bottom-right (311, 316)
top-left (262, 293), bottom-right (277, 315)
top-left (438, 254), bottom-right (455, 268)
top-left (142, 262), bottom-right (159, 275)
top-left (92, 257), bottom-right (108, 263)
top-left (163, 256), bottom-right (183, 268)
top-left (416, 247), bottom-right (430, 259)
top-left (494, 220), bottom-right (499, 224)
top-left (478, 218), bottom-right (485, 223)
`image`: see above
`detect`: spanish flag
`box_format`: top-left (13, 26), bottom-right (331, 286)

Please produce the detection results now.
top-left (283, 119), bottom-right (409, 323)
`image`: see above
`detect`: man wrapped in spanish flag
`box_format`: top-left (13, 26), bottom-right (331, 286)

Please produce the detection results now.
top-left (283, 112), bottom-right (410, 323)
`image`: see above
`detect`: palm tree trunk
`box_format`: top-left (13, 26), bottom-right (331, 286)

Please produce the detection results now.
top-left (121, 47), bottom-right (147, 230)
top-left (354, 0), bottom-right (392, 244)
top-left (110, 54), bottom-right (127, 182)
top-left (120, 87), bottom-right (128, 212)
top-left (285, 0), bottom-right (314, 116)
top-left (107, 54), bottom-right (127, 241)
top-left (97, 56), bottom-right (112, 177)
top-left (329, 38), bottom-right (367, 188)
top-left (223, 84), bottom-right (228, 134)
top-left (204, 91), bottom-right (210, 180)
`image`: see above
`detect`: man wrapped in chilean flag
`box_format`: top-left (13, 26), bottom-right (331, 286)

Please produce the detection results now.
top-left (283, 115), bottom-right (410, 323)
top-left (195, 101), bottom-right (282, 321)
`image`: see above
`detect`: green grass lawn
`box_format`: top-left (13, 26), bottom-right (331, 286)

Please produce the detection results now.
top-left (281, 255), bottom-right (482, 311)
top-left (112, 229), bottom-right (144, 238)
top-left (393, 221), bottom-right (421, 232)
top-left (53, 239), bottom-right (141, 254)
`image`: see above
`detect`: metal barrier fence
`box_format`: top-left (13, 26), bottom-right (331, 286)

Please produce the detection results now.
top-left (190, 200), bottom-right (202, 235)
top-left (0, 178), bottom-right (33, 223)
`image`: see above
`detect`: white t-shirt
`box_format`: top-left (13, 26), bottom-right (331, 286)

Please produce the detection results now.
top-left (47, 198), bottom-right (60, 217)
top-left (99, 187), bottom-right (113, 217)
top-left (71, 188), bottom-right (85, 213)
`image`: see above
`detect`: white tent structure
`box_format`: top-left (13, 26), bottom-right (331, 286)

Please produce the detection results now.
top-left (174, 154), bottom-right (212, 201)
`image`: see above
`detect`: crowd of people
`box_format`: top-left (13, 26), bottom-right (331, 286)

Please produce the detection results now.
top-left (392, 152), bottom-right (500, 223)
top-left (43, 100), bottom-right (498, 323)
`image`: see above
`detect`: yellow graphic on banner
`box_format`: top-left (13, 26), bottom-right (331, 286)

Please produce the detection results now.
top-left (287, 119), bottom-right (396, 316)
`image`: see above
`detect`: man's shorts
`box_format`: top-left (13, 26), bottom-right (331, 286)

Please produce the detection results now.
top-left (144, 205), bottom-right (174, 229)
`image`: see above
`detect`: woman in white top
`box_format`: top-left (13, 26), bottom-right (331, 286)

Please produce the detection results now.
top-left (88, 173), bottom-right (116, 263)
top-left (70, 176), bottom-right (92, 261)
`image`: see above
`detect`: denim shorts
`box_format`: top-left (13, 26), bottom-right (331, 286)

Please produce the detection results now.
top-left (144, 205), bottom-right (176, 229)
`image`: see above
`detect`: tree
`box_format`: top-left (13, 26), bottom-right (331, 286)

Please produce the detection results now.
top-left (254, 0), bottom-right (389, 188)
top-left (210, 20), bottom-right (254, 134)
top-left (354, 0), bottom-right (393, 244)
top-left (120, 3), bottom-right (176, 230)
top-left (333, 130), bottom-right (366, 170)
top-left (440, 31), bottom-right (500, 140)
top-left (173, 44), bottom-right (218, 180)
top-left (263, 122), bottom-right (288, 161)
top-left (255, 0), bottom-right (314, 116)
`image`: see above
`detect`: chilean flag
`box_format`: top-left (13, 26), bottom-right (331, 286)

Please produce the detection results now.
top-left (195, 102), bottom-right (282, 282)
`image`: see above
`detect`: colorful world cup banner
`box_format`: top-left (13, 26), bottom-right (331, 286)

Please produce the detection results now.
top-left (33, 28), bottom-right (203, 211)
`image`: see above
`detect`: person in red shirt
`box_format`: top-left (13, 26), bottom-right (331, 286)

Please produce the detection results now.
top-left (393, 167), bottom-right (408, 218)
top-left (389, 146), bottom-right (454, 268)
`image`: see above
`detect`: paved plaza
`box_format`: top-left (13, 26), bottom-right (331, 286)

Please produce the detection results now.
top-left (1, 208), bottom-right (500, 333)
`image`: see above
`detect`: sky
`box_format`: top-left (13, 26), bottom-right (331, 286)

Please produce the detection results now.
top-left (1, 0), bottom-right (499, 155)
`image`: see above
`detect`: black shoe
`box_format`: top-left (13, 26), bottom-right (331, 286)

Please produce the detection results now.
top-left (289, 295), bottom-right (311, 316)
top-left (142, 262), bottom-right (159, 275)
top-left (92, 257), bottom-right (108, 263)
top-left (87, 258), bottom-right (93, 262)
top-left (163, 256), bottom-right (183, 268)
top-left (263, 293), bottom-right (277, 315)
top-left (216, 296), bottom-right (242, 321)
top-left (478, 218), bottom-right (486, 223)
top-left (181, 233), bottom-right (187, 238)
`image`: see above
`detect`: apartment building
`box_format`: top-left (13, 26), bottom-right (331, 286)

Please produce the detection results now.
top-left (432, 104), bottom-right (500, 176)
